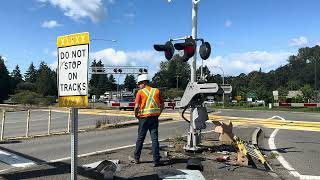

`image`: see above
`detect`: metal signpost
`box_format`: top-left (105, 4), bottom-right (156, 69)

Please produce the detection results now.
top-left (57, 32), bottom-right (89, 180)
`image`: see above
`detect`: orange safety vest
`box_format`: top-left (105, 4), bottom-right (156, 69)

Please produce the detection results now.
top-left (137, 86), bottom-right (161, 118)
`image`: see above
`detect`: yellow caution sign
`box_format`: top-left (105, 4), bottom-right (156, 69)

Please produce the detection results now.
top-left (57, 32), bottom-right (90, 48)
top-left (57, 32), bottom-right (89, 108)
top-left (59, 96), bottom-right (88, 107)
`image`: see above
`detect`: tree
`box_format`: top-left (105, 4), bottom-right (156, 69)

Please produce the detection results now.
top-left (96, 73), bottom-right (109, 96)
top-left (108, 74), bottom-right (117, 91)
top-left (278, 86), bottom-right (288, 102)
top-left (0, 57), bottom-right (11, 102)
top-left (124, 75), bottom-right (136, 92)
top-left (25, 62), bottom-right (37, 83)
top-left (16, 82), bottom-right (37, 91)
top-left (152, 55), bottom-right (190, 89)
top-left (300, 84), bottom-right (314, 102)
top-left (10, 65), bottom-right (23, 93)
top-left (89, 59), bottom-right (104, 96)
top-left (36, 61), bottom-right (57, 96)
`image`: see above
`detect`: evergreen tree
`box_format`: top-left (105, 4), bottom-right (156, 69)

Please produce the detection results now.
top-left (124, 74), bottom-right (136, 92)
top-left (10, 65), bottom-right (23, 92)
top-left (25, 62), bottom-right (37, 83)
top-left (108, 74), bottom-right (117, 91)
top-left (0, 57), bottom-right (11, 102)
top-left (96, 74), bottom-right (109, 96)
top-left (36, 61), bottom-right (57, 96)
top-left (89, 59), bottom-right (104, 95)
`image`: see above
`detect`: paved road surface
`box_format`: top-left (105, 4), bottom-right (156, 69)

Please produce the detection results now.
top-left (0, 108), bottom-right (319, 179)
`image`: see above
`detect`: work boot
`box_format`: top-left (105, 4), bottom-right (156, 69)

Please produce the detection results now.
top-left (153, 161), bottom-right (163, 167)
top-left (128, 156), bottom-right (139, 164)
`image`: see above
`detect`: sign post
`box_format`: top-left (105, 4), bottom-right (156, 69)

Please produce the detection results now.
top-left (57, 32), bottom-right (89, 180)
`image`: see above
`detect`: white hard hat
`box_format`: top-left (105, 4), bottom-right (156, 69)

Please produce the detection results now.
top-left (137, 74), bottom-right (149, 84)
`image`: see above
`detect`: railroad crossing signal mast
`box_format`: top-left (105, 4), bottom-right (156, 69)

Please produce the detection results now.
top-left (154, 0), bottom-right (232, 151)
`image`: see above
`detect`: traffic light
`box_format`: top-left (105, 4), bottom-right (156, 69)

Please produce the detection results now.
top-left (113, 68), bottom-right (122, 73)
top-left (154, 41), bottom-right (174, 60)
top-left (199, 41), bottom-right (211, 60)
top-left (174, 38), bottom-right (196, 62)
top-left (139, 68), bottom-right (148, 74)
top-left (154, 37), bottom-right (210, 62)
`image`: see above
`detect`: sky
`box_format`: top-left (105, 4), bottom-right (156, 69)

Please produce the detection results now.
top-left (1, 0), bottom-right (320, 80)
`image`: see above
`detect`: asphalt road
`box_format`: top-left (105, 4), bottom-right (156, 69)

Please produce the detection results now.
top-left (0, 108), bottom-right (319, 179)
top-left (216, 109), bottom-right (320, 179)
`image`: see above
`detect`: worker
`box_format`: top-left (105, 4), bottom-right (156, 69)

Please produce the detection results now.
top-left (130, 74), bottom-right (164, 167)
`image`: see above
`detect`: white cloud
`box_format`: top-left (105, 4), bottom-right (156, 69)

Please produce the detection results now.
top-left (41, 20), bottom-right (62, 28)
top-left (49, 61), bottom-right (58, 70)
top-left (202, 51), bottom-right (292, 76)
top-left (91, 48), bottom-right (163, 77)
top-left (38, 0), bottom-right (106, 23)
top-left (92, 48), bottom-right (128, 65)
top-left (289, 36), bottom-right (308, 46)
top-left (224, 19), bottom-right (232, 28)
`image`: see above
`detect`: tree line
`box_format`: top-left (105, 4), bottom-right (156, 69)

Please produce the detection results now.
top-left (89, 59), bottom-right (137, 96)
top-left (150, 46), bottom-right (320, 103)
top-left (0, 58), bottom-right (57, 105)
top-left (1, 45), bottom-right (319, 104)
top-left (0, 58), bottom-right (138, 104)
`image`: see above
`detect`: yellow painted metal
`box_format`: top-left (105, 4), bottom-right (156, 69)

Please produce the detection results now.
top-left (57, 32), bottom-right (89, 47)
top-left (210, 115), bottom-right (320, 132)
top-left (253, 146), bottom-right (266, 164)
top-left (59, 96), bottom-right (88, 107)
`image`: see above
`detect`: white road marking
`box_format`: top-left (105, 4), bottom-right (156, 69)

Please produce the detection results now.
top-left (0, 150), bottom-right (35, 168)
top-left (268, 116), bottom-right (320, 180)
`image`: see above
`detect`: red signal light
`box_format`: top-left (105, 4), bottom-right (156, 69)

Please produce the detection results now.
top-left (154, 41), bottom-right (174, 60)
top-left (174, 38), bottom-right (196, 62)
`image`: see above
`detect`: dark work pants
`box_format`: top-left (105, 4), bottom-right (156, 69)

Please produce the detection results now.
top-left (134, 116), bottom-right (160, 162)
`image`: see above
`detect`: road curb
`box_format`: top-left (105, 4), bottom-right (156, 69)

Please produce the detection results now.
top-left (102, 118), bottom-right (173, 128)
top-left (251, 127), bottom-right (261, 145)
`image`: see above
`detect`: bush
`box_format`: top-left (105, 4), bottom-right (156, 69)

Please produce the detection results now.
top-left (39, 96), bottom-right (57, 106)
top-left (11, 90), bottom-right (42, 106)
top-left (11, 91), bottom-right (56, 106)
top-left (162, 89), bottom-right (184, 99)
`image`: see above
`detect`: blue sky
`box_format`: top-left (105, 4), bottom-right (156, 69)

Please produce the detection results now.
top-left (1, 0), bottom-right (320, 78)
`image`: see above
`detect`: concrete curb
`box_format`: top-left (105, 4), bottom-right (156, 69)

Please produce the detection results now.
top-left (103, 118), bottom-right (173, 128)
top-left (251, 127), bottom-right (261, 145)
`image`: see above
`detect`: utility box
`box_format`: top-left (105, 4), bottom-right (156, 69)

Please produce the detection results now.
top-left (192, 107), bottom-right (208, 130)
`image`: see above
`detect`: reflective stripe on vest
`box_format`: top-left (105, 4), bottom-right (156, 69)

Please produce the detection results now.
top-left (139, 88), bottom-right (161, 116)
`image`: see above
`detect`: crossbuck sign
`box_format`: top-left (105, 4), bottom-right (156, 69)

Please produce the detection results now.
top-left (57, 32), bottom-right (89, 107)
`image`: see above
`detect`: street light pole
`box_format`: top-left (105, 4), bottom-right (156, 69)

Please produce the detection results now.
top-left (315, 58), bottom-right (318, 102)
top-left (315, 58), bottom-right (317, 90)
top-left (90, 39), bottom-right (117, 43)
top-left (176, 74), bottom-right (180, 90)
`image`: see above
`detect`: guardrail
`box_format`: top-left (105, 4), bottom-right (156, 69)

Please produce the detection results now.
top-left (0, 109), bottom-right (73, 141)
